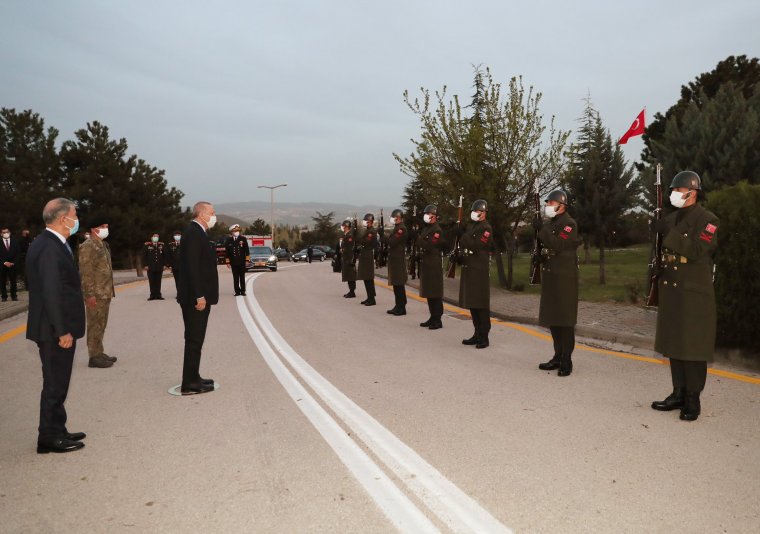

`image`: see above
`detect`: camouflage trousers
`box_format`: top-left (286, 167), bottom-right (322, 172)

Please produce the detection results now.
top-left (86, 298), bottom-right (111, 358)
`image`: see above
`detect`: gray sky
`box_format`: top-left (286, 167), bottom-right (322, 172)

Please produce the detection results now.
top-left (2, 1), bottom-right (759, 207)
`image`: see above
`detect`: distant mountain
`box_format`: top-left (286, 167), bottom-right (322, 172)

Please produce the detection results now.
top-left (214, 200), bottom-right (402, 227)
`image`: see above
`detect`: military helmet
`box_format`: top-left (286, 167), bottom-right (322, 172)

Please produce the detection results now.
top-left (471, 199), bottom-right (488, 211)
top-left (545, 189), bottom-right (568, 204)
top-left (341, 219), bottom-right (352, 228)
top-left (670, 170), bottom-right (701, 190)
top-left (423, 204), bottom-right (438, 215)
top-left (363, 213), bottom-right (375, 222)
top-left (391, 208), bottom-right (403, 218)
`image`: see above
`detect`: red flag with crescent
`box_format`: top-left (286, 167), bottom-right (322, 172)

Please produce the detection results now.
top-left (618, 109), bottom-right (645, 144)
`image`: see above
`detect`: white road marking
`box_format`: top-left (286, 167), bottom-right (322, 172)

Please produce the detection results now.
top-left (240, 273), bottom-right (512, 534)
top-left (237, 274), bottom-right (440, 534)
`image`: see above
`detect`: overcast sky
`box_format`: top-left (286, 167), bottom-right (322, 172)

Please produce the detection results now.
top-left (2, 1), bottom-right (759, 207)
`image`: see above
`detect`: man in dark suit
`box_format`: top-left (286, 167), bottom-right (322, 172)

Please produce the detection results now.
top-left (26, 198), bottom-right (87, 453)
top-left (177, 201), bottom-right (219, 395)
top-left (1, 226), bottom-right (21, 301)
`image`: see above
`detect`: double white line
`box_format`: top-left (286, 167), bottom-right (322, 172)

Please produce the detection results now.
top-left (237, 273), bottom-right (511, 534)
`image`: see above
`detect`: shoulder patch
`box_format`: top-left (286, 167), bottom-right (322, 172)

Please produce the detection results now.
top-left (564, 226), bottom-right (573, 233)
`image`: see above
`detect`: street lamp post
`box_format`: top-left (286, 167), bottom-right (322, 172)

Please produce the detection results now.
top-left (257, 183), bottom-right (287, 248)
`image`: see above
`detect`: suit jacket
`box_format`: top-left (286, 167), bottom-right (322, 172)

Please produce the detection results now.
top-left (1, 236), bottom-right (20, 264)
top-left (25, 230), bottom-right (86, 343)
top-left (178, 221), bottom-right (219, 306)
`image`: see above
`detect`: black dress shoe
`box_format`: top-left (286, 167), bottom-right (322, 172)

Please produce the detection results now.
top-left (538, 357), bottom-right (561, 371)
top-left (199, 377), bottom-right (214, 385)
top-left (462, 336), bottom-right (479, 345)
top-left (147, 297), bottom-right (156, 301)
top-left (428, 321), bottom-right (443, 330)
top-left (679, 392), bottom-right (701, 421)
top-left (476, 338), bottom-right (489, 349)
top-left (157, 296), bottom-right (165, 300)
top-left (392, 308), bottom-right (406, 316)
top-left (241, 292), bottom-right (247, 296)
top-left (420, 318), bottom-right (433, 327)
top-left (180, 382), bottom-right (214, 395)
top-left (387, 307), bottom-right (399, 314)
top-left (344, 292), bottom-right (356, 298)
top-left (558, 362), bottom-right (573, 377)
top-left (37, 438), bottom-right (85, 454)
top-left (234, 292), bottom-right (241, 296)
top-left (651, 388), bottom-right (685, 411)
top-left (65, 432), bottom-right (86, 441)
top-left (360, 298), bottom-right (369, 304)
top-left (364, 298), bottom-right (376, 306)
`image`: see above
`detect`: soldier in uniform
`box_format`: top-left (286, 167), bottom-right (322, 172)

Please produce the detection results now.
top-left (225, 224), bottom-right (250, 296)
top-left (533, 189), bottom-right (581, 376)
top-left (357, 213), bottom-right (377, 306)
top-left (386, 208), bottom-right (408, 316)
top-left (417, 204), bottom-right (445, 329)
top-left (78, 216), bottom-right (116, 368)
top-left (651, 171), bottom-right (718, 421)
top-left (459, 199), bottom-right (493, 349)
top-left (143, 233), bottom-right (165, 300)
top-left (339, 219), bottom-right (357, 298)
top-left (165, 230), bottom-right (182, 299)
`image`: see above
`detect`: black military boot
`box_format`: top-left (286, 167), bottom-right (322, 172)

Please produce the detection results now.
top-left (343, 291), bottom-right (356, 298)
top-left (476, 337), bottom-right (489, 349)
top-left (360, 298), bottom-right (369, 304)
top-left (538, 357), bottom-right (561, 371)
top-left (557, 360), bottom-right (573, 377)
top-left (651, 388), bottom-right (685, 411)
top-left (387, 306), bottom-right (400, 315)
top-left (679, 392), bottom-right (701, 421)
top-left (462, 335), bottom-right (479, 345)
top-left (420, 318), bottom-right (433, 327)
top-left (428, 320), bottom-right (442, 330)
top-left (363, 298), bottom-right (376, 306)
top-left (392, 307), bottom-right (406, 316)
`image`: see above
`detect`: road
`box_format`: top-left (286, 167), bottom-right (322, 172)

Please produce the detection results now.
top-left (1, 263), bottom-right (759, 533)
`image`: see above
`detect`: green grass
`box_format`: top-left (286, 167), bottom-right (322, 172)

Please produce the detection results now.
top-left (490, 244), bottom-right (651, 303)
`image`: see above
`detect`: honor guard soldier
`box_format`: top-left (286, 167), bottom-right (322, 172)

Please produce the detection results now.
top-left (225, 224), bottom-right (250, 296)
top-left (386, 209), bottom-right (408, 315)
top-left (78, 215), bottom-right (116, 368)
top-left (340, 219), bottom-right (357, 297)
top-left (651, 171), bottom-right (718, 421)
top-left (143, 233), bottom-right (165, 300)
top-left (459, 199), bottom-right (493, 348)
top-left (357, 213), bottom-right (378, 306)
top-left (166, 230), bottom-right (182, 299)
top-left (417, 204), bottom-right (445, 329)
top-left (533, 189), bottom-right (581, 376)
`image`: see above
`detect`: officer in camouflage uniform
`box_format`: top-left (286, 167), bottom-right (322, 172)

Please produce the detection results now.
top-left (225, 224), bottom-right (250, 296)
top-left (651, 171), bottom-right (718, 422)
top-left (533, 190), bottom-right (581, 376)
top-left (165, 230), bottom-right (182, 299)
top-left (357, 213), bottom-right (377, 306)
top-left (386, 208), bottom-right (408, 316)
top-left (459, 199), bottom-right (493, 349)
top-left (143, 233), bottom-right (165, 300)
top-left (340, 219), bottom-right (357, 298)
top-left (417, 204), bottom-right (445, 330)
top-left (79, 216), bottom-right (116, 368)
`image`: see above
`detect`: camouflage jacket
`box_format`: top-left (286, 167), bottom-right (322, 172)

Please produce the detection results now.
top-left (79, 238), bottom-right (115, 299)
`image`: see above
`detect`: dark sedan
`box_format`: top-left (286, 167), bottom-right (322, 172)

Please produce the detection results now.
top-left (246, 246), bottom-right (278, 272)
top-left (292, 248), bottom-right (326, 262)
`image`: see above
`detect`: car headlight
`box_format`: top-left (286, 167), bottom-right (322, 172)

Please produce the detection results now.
top-left (269, 256), bottom-right (276, 261)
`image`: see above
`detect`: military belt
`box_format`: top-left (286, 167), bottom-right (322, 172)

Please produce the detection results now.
top-left (662, 254), bottom-right (688, 264)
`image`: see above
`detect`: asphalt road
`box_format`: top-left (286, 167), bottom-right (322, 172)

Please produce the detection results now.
top-left (1, 263), bottom-right (759, 533)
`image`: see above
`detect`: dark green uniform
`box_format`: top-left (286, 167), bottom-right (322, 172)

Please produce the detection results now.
top-left (417, 222), bottom-right (444, 327)
top-left (340, 232), bottom-right (357, 297)
top-left (357, 226), bottom-right (377, 303)
top-left (537, 211), bottom-right (581, 374)
top-left (143, 241), bottom-right (165, 300)
top-left (386, 222), bottom-right (408, 313)
top-left (458, 220), bottom-right (493, 342)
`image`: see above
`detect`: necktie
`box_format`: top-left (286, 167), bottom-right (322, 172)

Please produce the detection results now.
top-left (65, 242), bottom-right (73, 256)
top-left (4, 239), bottom-right (8, 250)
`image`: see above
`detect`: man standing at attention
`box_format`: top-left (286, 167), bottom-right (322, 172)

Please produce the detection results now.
top-left (177, 201), bottom-right (219, 395)
top-left (78, 215), bottom-right (116, 369)
top-left (225, 224), bottom-right (249, 296)
top-left (143, 232), bottom-right (165, 300)
top-left (26, 198), bottom-right (87, 453)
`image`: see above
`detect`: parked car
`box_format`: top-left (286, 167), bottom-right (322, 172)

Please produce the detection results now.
top-left (274, 247), bottom-right (292, 261)
top-left (246, 246), bottom-right (278, 272)
top-left (313, 245), bottom-right (335, 258)
top-left (214, 239), bottom-right (227, 264)
top-left (292, 248), bottom-right (326, 262)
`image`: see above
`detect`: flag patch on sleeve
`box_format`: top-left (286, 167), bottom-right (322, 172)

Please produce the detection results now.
top-left (564, 226), bottom-right (573, 233)
top-left (705, 223), bottom-right (717, 234)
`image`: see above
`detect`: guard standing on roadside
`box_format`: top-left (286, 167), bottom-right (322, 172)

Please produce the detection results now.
top-left (357, 213), bottom-right (377, 306)
top-left (459, 199), bottom-right (493, 349)
top-left (534, 190), bottom-right (581, 376)
top-left (143, 233), bottom-right (165, 300)
top-left (417, 204), bottom-right (445, 329)
top-left (78, 216), bottom-right (116, 369)
top-left (340, 219), bottom-right (357, 297)
top-left (386, 209), bottom-right (408, 316)
top-left (166, 230), bottom-right (182, 299)
top-left (225, 224), bottom-right (249, 296)
top-left (651, 171), bottom-right (718, 422)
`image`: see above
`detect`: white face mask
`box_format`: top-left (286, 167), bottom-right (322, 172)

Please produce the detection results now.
top-left (423, 214), bottom-right (433, 224)
top-left (233, 231), bottom-right (240, 238)
top-left (174, 235), bottom-right (181, 242)
top-left (361, 220), bottom-right (368, 228)
top-left (152, 236), bottom-right (159, 243)
top-left (470, 211), bottom-right (481, 222)
top-left (544, 205), bottom-right (559, 218)
top-left (670, 190), bottom-right (689, 209)
top-left (206, 214), bottom-right (217, 227)
top-left (95, 228), bottom-right (109, 239)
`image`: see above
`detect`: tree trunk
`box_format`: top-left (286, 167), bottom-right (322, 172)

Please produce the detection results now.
top-left (599, 239), bottom-right (606, 285)
top-left (583, 235), bottom-right (591, 264)
top-left (506, 234), bottom-right (515, 289)
top-left (130, 249), bottom-right (144, 277)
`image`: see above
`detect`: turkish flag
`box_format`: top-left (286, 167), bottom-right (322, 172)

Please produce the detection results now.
top-left (618, 108), bottom-right (645, 144)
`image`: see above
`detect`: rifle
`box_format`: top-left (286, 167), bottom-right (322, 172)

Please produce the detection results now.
top-left (446, 194), bottom-right (464, 278)
top-left (529, 182), bottom-right (543, 285)
top-left (408, 206), bottom-right (420, 279)
top-left (351, 213), bottom-right (359, 266)
top-left (646, 164), bottom-right (663, 307)
top-left (376, 209), bottom-right (388, 268)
